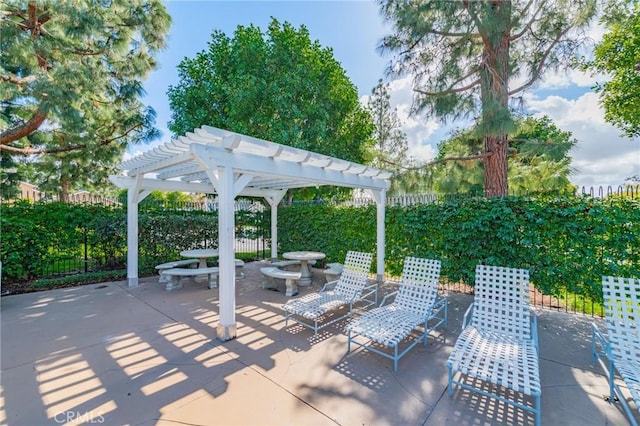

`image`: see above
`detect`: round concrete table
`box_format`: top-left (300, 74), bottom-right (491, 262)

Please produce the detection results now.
top-left (282, 251), bottom-right (326, 286)
top-left (180, 249), bottom-right (219, 282)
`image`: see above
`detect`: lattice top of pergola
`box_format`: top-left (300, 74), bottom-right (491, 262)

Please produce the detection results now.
top-left (113, 125), bottom-right (391, 196)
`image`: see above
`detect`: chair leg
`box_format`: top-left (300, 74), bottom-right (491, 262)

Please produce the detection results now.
top-left (347, 331), bottom-right (352, 353)
top-left (444, 299), bottom-right (448, 326)
top-left (393, 345), bottom-right (399, 372)
top-left (447, 366), bottom-right (454, 397)
top-left (608, 359), bottom-right (616, 402)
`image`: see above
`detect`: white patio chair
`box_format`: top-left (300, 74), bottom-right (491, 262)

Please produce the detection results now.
top-left (447, 265), bottom-right (541, 426)
top-left (282, 251), bottom-right (374, 336)
top-left (344, 257), bottom-right (446, 371)
top-left (591, 276), bottom-right (640, 426)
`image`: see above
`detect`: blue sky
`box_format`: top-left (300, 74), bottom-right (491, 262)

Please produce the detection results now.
top-left (138, 0), bottom-right (640, 188)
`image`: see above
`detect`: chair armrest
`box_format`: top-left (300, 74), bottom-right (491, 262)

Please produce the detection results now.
top-left (462, 302), bottom-right (474, 329)
top-left (380, 291), bottom-right (398, 307)
top-left (427, 296), bottom-right (448, 322)
top-left (531, 312), bottom-right (539, 352)
top-left (591, 322), bottom-right (611, 362)
top-left (433, 296), bottom-right (448, 311)
top-left (357, 283), bottom-right (378, 303)
top-left (321, 280), bottom-right (339, 292)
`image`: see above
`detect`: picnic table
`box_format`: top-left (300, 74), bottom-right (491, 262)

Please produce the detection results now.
top-left (282, 251), bottom-right (326, 286)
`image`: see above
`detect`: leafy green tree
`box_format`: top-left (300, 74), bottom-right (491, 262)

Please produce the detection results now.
top-left (432, 116), bottom-right (576, 194)
top-left (378, 0), bottom-right (597, 196)
top-left (0, 0), bottom-right (171, 200)
top-left (585, 3), bottom-right (640, 138)
top-left (168, 18), bottom-right (375, 199)
top-left (365, 79), bottom-right (411, 194)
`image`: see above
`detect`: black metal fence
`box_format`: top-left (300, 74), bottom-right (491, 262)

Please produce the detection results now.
top-left (3, 198), bottom-right (270, 281)
top-left (5, 185), bottom-right (637, 317)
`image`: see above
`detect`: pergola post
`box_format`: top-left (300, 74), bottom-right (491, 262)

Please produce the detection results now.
top-left (125, 175), bottom-right (150, 288)
top-left (367, 188), bottom-right (386, 285)
top-left (126, 189), bottom-right (139, 288)
top-left (264, 190), bottom-right (287, 260)
top-left (270, 203), bottom-right (278, 260)
top-left (217, 165), bottom-right (236, 340)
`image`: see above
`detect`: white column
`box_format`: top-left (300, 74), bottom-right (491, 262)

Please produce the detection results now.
top-left (264, 190), bottom-right (286, 260)
top-left (270, 203), bottom-right (278, 260)
top-left (126, 187), bottom-right (139, 287)
top-left (217, 165), bottom-right (236, 341)
top-left (376, 191), bottom-right (386, 284)
top-left (367, 188), bottom-right (386, 284)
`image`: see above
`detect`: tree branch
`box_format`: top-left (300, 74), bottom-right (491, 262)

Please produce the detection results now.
top-left (0, 122), bottom-right (143, 155)
top-left (508, 25), bottom-right (573, 95)
top-left (414, 77), bottom-right (481, 96)
top-left (509, 4), bottom-right (543, 41)
top-left (0, 74), bottom-right (37, 85)
top-left (399, 152), bottom-right (491, 172)
top-left (0, 104), bottom-right (48, 144)
top-left (431, 28), bottom-right (481, 38)
top-left (395, 144), bottom-right (521, 173)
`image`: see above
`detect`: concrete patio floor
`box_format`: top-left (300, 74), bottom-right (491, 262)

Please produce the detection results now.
top-left (1, 260), bottom-right (638, 426)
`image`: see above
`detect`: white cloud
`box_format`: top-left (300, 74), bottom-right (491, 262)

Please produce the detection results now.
top-left (388, 76), bottom-right (441, 162)
top-left (526, 92), bottom-right (640, 187)
top-left (380, 78), bottom-right (640, 189)
top-left (536, 67), bottom-right (598, 90)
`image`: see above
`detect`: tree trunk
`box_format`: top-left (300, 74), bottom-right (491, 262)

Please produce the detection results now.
top-left (60, 175), bottom-right (70, 202)
top-left (479, 1), bottom-right (512, 197)
top-left (483, 134), bottom-right (509, 196)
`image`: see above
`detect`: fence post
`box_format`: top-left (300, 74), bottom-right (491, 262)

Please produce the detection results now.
top-left (84, 227), bottom-right (89, 274)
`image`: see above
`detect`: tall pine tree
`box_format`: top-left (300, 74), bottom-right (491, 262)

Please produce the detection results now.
top-left (378, 0), bottom-right (598, 196)
top-left (0, 0), bottom-right (170, 199)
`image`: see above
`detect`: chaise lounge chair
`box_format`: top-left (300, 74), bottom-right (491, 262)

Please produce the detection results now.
top-left (282, 251), bottom-right (374, 336)
top-left (447, 264), bottom-right (541, 426)
top-left (344, 256), bottom-right (447, 371)
top-left (591, 276), bottom-right (640, 426)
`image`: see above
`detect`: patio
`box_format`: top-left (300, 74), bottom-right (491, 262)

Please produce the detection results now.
top-left (1, 261), bottom-right (637, 425)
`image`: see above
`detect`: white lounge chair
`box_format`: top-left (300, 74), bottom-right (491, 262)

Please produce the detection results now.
top-left (447, 265), bottom-right (541, 426)
top-left (345, 257), bottom-right (446, 371)
top-left (591, 276), bottom-right (640, 426)
top-left (282, 251), bottom-right (374, 336)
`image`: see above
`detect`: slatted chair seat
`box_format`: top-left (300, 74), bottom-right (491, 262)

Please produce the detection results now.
top-left (345, 257), bottom-right (446, 371)
top-left (448, 327), bottom-right (541, 394)
top-left (282, 251), bottom-right (374, 336)
top-left (591, 276), bottom-right (640, 426)
top-left (348, 306), bottom-right (424, 346)
top-left (447, 265), bottom-right (541, 426)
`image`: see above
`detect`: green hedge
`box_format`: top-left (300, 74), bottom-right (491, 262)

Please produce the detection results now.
top-left (2, 195), bottom-right (638, 303)
top-left (0, 201), bottom-right (225, 282)
top-left (278, 196), bottom-right (639, 302)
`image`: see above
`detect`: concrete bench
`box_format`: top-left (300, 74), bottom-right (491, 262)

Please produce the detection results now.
top-left (155, 259), bottom-right (199, 283)
top-left (162, 267), bottom-right (220, 291)
top-left (260, 267), bottom-right (302, 297)
top-left (324, 262), bottom-right (343, 282)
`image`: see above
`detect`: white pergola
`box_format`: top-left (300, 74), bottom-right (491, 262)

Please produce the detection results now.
top-left (110, 125), bottom-right (391, 340)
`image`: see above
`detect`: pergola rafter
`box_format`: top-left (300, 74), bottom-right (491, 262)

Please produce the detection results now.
top-left (110, 126), bottom-right (391, 341)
